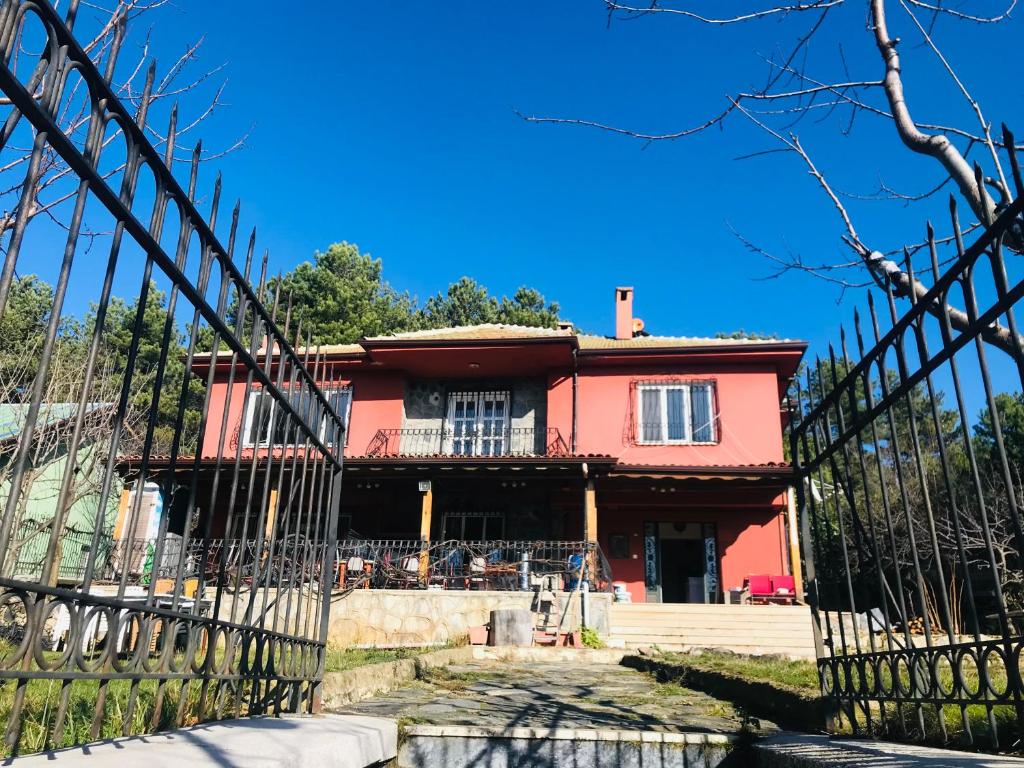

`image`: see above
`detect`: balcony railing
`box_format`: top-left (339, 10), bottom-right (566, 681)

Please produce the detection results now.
top-left (365, 427), bottom-right (569, 458)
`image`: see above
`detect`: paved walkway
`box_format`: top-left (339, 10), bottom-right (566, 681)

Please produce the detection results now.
top-left (334, 659), bottom-right (778, 736)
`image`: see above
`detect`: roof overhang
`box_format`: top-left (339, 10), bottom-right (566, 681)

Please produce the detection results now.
top-left (606, 463), bottom-right (794, 482)
top-left (359, 338), bottom-right (577, 377)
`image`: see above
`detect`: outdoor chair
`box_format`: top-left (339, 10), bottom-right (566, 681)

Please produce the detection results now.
top-left (341, 556), bottom-right (371, 589)
top-left (468, 556), bottom-right (487, 590)
top-left (744, 574), bottom-right (773, 604)
top-left (771, 575), bottom-right (797, 604)
top-left (393, 554), bottom-right (421, 589)
top-left (429, 547), bottom-right (463, 589)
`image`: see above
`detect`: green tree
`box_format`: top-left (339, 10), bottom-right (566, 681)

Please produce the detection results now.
top-left (268, 242), bottom-right (419, 345)
top-left (420, 278), bottom-right (560, 330)
top-left (497, 286), bottom-right (560, 328)
top-left (421, 277), bottom-right (499, 328)
top-left (92, 284), bottom-right (201, 455)
top-left (974, 392), bottom-right (1024, 470)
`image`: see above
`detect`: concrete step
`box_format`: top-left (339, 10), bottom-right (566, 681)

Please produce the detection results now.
top-left (608, 602), bottom-right (816, 659)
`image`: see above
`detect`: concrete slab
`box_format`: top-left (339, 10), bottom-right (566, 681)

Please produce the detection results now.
top-left (399, 724), bottom-right (736, 768)
top-left (755, 733), bottom-right (1024, 767)
top-left (7, 715), bottom-right (397, 768)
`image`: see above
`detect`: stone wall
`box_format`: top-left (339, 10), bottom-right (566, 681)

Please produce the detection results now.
top-left (328, 589), bottom-right (611, 648)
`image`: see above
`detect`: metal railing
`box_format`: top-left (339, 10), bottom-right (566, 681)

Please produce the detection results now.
top-left (365, 427), bottom-right (570, 457)
top-left (336, 538), bottom-right (612, 592)
top-left (9, 521), bottom-right (111, 584)
top-left (0, 1), bottom-right (343, 755)
top-left (790, 160), bottom-right (1024, 749)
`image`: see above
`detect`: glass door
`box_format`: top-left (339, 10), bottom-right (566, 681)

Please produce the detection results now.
top-left (477, 392), bottom-right (508, 456)
top-left (445, 391), bottom-right (509, 456)
top-left (446, 393), bottom-right (478, 456)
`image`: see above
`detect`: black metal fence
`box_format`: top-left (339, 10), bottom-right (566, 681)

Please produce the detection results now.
top-left (336, 538), bottom-right (612, 592)
top-left (791, 161), bottom-right (1024, 748)
top-left (0, 0), bottom-right (343, 756)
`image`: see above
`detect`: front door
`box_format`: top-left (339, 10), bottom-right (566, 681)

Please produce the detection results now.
top-left (650, 521), bottom-right (719, 603)
top-left (445, 391), bottom-right (510, 456)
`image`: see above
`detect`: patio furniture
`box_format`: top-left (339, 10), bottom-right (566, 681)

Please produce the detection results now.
top-left (389, 555), bottom-right (421, 589)
top-left (745, 574), bottom-right (773, 604)
top-left (339, 556), bottom-right (372, 589)
top-left (468, 556), bottom-right (487, 589)
top-left (771, 575), bottom-right (797, 604)
top-left (745, 573), bottom-right (796, 604)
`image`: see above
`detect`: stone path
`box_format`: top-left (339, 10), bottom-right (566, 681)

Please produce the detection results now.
top-left (333, 659), bottom-right (779, 736)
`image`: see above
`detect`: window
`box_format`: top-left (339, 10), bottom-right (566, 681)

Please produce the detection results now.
top-left (243, 386), bottom-right (352, 447)
top-left (443, 391), bottom-right (510, 456)
top-left (635, 382), bottom-right (716, 444)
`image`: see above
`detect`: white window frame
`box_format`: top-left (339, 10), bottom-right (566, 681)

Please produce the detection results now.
top-left (442, 390), bottom-right (511, 456)
top-left (242, 386), bottom-right (352, 448)
top-left (635, 382), bottom-right (717, 445)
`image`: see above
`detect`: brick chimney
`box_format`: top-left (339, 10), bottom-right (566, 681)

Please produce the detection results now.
top-left (614, 287), bottom-right (634, 340)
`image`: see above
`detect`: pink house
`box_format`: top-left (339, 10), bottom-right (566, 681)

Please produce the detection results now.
top-left (188, 287), bottom-right (805, 604)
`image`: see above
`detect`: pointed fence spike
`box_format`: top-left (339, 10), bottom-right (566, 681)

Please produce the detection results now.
top-left (136, 61), bottom-right (157, 128)
top-left (164, 103), bottom-right (179, 167)
top-left (1003, 123), bottom-right (1024, 198)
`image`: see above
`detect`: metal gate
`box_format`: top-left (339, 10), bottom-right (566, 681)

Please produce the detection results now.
top-left (0, 0), bottom-right (342, 755)
top-left (791, 157), bottom-right (1024, 749)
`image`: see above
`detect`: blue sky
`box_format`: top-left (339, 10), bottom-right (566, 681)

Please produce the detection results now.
top-left (48, 2), bottom-right (1024, 399)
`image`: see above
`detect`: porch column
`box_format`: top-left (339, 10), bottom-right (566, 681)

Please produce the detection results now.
top-left (418, 480), bottom-right (432, 583)
top-left (583, 479), bottom-right (598, 543)
top-left (786, 486), bottom-right (805, 602)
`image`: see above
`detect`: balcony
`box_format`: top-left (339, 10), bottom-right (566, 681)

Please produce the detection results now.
top-left (365, 427), bottom-right (569, 458)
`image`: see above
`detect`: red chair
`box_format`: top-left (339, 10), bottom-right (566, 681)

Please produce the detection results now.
top-left (771, 575), bottom-right (797, 604)
top-left (745, 574), bottom-right (773, 604)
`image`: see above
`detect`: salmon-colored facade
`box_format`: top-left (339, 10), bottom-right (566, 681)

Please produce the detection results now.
top-left (194, 289), bottom-right (805, 604)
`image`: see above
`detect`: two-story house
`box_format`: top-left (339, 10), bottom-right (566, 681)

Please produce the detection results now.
top-left (151, 287), bottom-right (804, 605)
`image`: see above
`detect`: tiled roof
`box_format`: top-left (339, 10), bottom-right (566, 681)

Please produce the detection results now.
top-left (305, 343), bottom-right (364, 356)
top-left (190, 326), bottom-right (805, 362)
top-left (362, 324), bottom-right (573, 342)
top-left (576, 334), bottom-right (802, 350)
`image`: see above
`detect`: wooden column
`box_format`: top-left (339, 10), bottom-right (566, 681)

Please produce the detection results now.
top-left (418, 481), bottom-right (433, 582)
top-left (583, 479), bottom-right (597, 543)
top-left (786, 486), bottom-right (805, 602)
top-left (265, 488), bottom-right (279, 542)
top-left (112, 487), bottom-right (133, 540)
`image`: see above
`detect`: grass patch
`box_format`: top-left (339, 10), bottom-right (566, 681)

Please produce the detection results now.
top-left (322, 647), bottom-right (425, 673)
top-left (661, 650), bottom-right (820, 695)
top-left (657, 650), bottom-right (1022, 752)
top-left (0, 669), bottom-right (233, 758)
top-left (417, 665), bottom-right (503, 693)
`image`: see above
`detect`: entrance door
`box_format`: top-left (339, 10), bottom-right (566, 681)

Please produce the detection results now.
top-left (445, 391), bottom-right (510, 456)
top-left (660, 538), bottom-right (706, 603)
top-left (653, 522), bottom-right (719, 603)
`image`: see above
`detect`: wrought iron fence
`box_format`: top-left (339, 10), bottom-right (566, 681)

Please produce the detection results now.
top-left (0, 0), bottom-right (343, 756)
top-left (365, 426), bottom-right (569, 457)
top-left (790, 166), bottom-right (1024, 749)
top-left (336, 538), bottom-right (612, 592)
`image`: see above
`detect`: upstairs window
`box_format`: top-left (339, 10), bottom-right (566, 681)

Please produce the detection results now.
top-left (636, 382), bottom-right (716, 445)
top-left (243, 386), bottom-right (352, 447)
